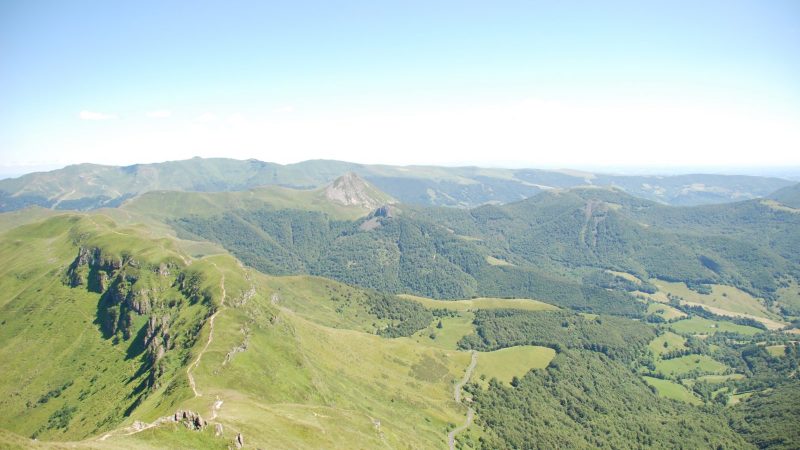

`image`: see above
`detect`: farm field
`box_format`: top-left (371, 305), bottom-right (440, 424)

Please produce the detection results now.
top-left (605, 270), bottom-right (643, 284)
top-left (473, 346), bottom-right (556, 387)
top-left (652, 280), bottom-right (777, 321)
top-left (485, 255), bottom-right (513, 266)
top-left (669, 317), bottom-right (763, 336)
top-left (643, 377), bottom-right (702, 405)
top-left (648, 332), bottom-right (687, 357)
top-left (696, 374), bottom-right (746, 383)
top-left (410, 312), bottom-right (475, 351)
top-left (766, 345), bottom-right (787, 357)
top-left (655, 354), bottom-right (728, 377)
top-left (400, 295), bottom-right (557, 312)
top-left (647, 303), bottom-right (687, 320)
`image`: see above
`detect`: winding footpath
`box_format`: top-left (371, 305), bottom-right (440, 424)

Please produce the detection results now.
top-left (448, 351), bottom-right (478, 450)
top-left (187, 266), bottom-right (226, 397)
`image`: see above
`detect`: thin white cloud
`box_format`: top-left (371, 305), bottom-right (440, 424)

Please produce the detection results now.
top-left (146, 110), bottom-right (172, 118)
top-left (79, 110), bottom-right (117, 120)
top-left (227, 113), bottom-right (247, 126)
top-left (48, 98), bottom-right (800, 169)
top-left (194, 112), bottom-right (217, 123)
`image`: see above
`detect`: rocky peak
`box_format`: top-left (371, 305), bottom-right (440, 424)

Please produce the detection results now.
top-left (324, 172), bottom-right (391, 210)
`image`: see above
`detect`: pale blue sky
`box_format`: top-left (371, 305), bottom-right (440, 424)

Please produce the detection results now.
top-left (1, 1), bottom-right (799, 174)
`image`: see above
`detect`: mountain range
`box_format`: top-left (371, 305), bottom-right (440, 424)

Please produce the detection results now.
top-left (1, 157), bottom-right (795, 211)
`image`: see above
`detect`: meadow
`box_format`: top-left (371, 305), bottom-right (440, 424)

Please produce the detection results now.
top-left (642, 377), bottom-right (702, 405)
top-left (655, 354), bottom-right (728, 377)
top-left (669, 316), bottom-right (763, 336)
top-left (473, 346), bottom-right (556, 387)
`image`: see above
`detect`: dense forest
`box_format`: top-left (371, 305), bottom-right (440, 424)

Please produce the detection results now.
top-left (467, 350), bottom-right (750, 449)
top-left (457, 306), bottom-right (799, 449)
top-left (458, 309), bottom-right (654, 364)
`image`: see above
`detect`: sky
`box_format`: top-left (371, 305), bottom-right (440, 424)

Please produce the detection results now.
top-left (1, 0), bottom-right (799, 176)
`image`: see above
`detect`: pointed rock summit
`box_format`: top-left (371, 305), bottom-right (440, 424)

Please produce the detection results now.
top-left (324, 172), bottom-right (393, 210)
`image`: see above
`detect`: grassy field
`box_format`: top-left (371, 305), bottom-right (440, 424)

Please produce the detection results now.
top-left (766, 345), bottom-right (787, 357)
top-left (400, 294), bottom-right (557, 312)
top-left (637, 290), bottom-right (671, 303)
top-left (761, 199), bottom-right (800, 214)
top-left (655, 355), bottom-right (728, 377)
top-left (647, 302), bottom-right (687, 320)
top-left (648, 332), bottom-right (687, 357)
top-left (606, 270), bottom-right (642, 284)
top-left (696, 374), bottom-right (746, 383)
top-left (485, 255), bottom-right (513, 266)
top-left (642, 377), bottom-right (702, 405)
top-left (473, 346), bottom-right (556, 387)
top-left (669, 316), bottom-right (763, 336)
top-left (258, 275), bottom-right (386, 333)
top-left (730, 392), bottom-right (754, 405)
top-left (123, 185), bottom-right (373, 221)
top-left (652, 279), bottom-right (778, 321)
top-left (410, 312), bottom-right (476, 351)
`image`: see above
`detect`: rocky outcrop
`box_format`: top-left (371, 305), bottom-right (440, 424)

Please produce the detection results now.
top-left (173, 410), bottom-right (207, 430)
top-left (223, 327), bottom-right (250, 367)
top-left (143, 315), bottom-right (171, 388)
top-left (177, 270), bottom-right (211, 305)
top-left (234, 433), bottom-right (244, 449)
top-left (359, 204), bottom-right (398, 231)
top-left (373, 204), bottom-right (396, 218)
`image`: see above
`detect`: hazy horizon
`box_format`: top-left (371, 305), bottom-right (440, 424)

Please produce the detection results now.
top-left (2, 156), bottom-right (800, 182)
top-left (2, 1), bottom-right (799, 172)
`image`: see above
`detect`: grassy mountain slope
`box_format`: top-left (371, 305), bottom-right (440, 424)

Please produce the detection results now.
top-left (123, 184), bottom-right (376, 222)
top-left (0, 214), bottom-right (474, 449)
top-left (0, 215), bottom-right (215, 441)
top-left (2, 157), bottom-right (793, 211)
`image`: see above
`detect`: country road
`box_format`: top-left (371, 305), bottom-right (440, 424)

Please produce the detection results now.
top-left (448, 351), bottom-right (477, 450)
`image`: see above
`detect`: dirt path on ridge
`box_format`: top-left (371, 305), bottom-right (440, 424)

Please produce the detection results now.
top-left (187, 265), bottom-right (226, 397)
top-left (448, 351), bottom-right (477, 450)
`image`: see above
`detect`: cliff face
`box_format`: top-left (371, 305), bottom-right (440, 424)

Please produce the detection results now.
top-left (65, 246), bottom-right (211, 390)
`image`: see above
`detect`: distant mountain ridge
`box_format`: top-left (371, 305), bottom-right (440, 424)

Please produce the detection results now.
top-left (0, 157), bottom-right (794, 211)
